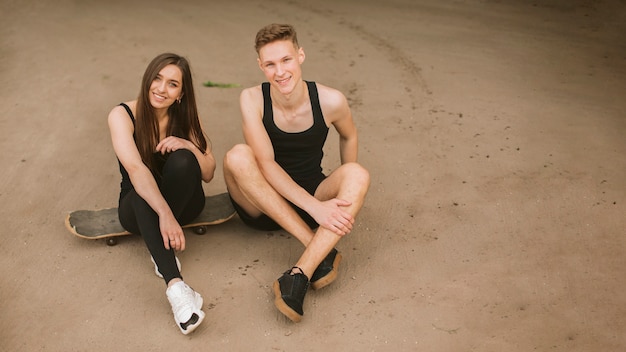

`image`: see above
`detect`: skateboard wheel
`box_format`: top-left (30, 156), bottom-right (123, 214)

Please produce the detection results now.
top-left (106, 238), bottom-right (118, 246)
top-left (193, 226), bottom-right (207, 235)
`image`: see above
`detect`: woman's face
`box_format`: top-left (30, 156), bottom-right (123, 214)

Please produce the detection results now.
top-left (149, 64), bottom-right (183, 110)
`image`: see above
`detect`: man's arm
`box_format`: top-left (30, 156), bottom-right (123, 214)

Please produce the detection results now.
top-left (317, 84), bottom-right (359, 164)
top-left (239, 87), bottom-right (319, 212)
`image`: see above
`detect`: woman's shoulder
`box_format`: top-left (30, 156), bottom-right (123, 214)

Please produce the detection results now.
top-left (109, 100), bottom-right (137, 118)
top-left (113, 100), bottom-right (137, 113)
top-left (108, 100), bottom-right (138, 127)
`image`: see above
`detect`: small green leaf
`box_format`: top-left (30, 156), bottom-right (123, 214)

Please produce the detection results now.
top-left (203, 81), bottom-right (241, 88)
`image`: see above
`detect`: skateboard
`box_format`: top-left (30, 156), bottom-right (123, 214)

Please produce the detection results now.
top-left (66, 192), bottom-right (236, 246)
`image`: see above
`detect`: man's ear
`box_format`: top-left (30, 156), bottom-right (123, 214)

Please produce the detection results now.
top-left (257, 57), bottom-right (263, 71)
top-left (298, 47), bottom-right (306, 64)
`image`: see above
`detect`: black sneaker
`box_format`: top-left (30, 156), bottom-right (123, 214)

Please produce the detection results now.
top-left (273, 267), bottom-right (309, 322)
top-left (310, 248), bottom-right (342, 290)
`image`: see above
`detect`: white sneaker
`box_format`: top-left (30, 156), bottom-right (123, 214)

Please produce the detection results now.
top-left (151, 256), bottom-right (181, 279)
top-left (166, 281), bottom-right (205, 335)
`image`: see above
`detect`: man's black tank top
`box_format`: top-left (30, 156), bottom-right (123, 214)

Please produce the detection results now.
top-left (262, 81), bottom-right (329, 186)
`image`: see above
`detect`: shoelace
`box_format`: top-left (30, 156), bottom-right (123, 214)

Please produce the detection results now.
top-left (290, 266), bottom-right (305, 276)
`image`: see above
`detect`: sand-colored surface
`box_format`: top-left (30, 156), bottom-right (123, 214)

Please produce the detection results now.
top-left (1, 0), bottom-right (625, 350)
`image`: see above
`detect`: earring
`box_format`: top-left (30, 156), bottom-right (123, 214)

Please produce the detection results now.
top-left (176, 96), bottom-right (182, 104)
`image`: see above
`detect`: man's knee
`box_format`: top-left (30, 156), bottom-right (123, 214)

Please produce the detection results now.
top-left (344, 162), bottom-right (370, 189)
top-left (224, 144), bottom-right (254, 172)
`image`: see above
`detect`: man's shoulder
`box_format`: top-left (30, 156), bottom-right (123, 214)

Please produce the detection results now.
top-left (311, 81), bottom-right (336, 93)
top-left (242, 84), bottom-right (264, 95)
top-left (239, 85), bottom-right (265, 120)
top-left (313, 83), bottom-right (348, 110)
top-left (240, 85), bottom-right (264, 102)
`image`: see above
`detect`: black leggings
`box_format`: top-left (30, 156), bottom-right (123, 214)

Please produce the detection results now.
top-left (118, 149), bottom-right (205, 284)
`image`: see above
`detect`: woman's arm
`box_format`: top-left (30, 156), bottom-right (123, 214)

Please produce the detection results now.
top-left (155, 136), bottom-right (216, 183)
top-left (108, 104), bottom-right (186, 251)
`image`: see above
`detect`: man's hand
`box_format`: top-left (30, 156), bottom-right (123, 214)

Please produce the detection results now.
top-left (311, 198), bottom-right (354, 236)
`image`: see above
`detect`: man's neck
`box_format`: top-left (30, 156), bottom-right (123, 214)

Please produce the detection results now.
top-left (271, 79), bottom-right (307, 110)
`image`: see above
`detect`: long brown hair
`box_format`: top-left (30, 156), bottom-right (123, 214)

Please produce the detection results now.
top-left (135, 53), bottom-right (208, 173)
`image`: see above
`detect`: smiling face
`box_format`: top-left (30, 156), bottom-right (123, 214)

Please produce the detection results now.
top-left (257, 39), bottom-right (305, 95)
top-left (149, 64), bottom-right (183, 110)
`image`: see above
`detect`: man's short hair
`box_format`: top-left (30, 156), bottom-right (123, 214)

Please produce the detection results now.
top-left (255, 23), bottom-right (299, 54)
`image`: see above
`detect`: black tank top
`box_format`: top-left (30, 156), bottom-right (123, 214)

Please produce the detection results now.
top-left (117, 103), bottom-right (168, 203)
top-left (262, 81), bottom-right (329, 185)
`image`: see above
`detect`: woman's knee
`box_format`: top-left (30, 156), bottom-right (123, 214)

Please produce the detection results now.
top-left (169, 149), bottom-right (196, 166)
top-left (163, 149), bottom-right (199, 177)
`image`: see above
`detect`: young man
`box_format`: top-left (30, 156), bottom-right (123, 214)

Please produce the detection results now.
top-left (223, 23), bottom-right (370, 322)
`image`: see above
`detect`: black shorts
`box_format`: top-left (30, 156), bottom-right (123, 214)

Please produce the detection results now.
top-left (231, 175), bottom-right (325, 231)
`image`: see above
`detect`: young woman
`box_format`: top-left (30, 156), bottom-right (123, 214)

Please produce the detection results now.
top-left (108, 53), bottom-right (215, 334)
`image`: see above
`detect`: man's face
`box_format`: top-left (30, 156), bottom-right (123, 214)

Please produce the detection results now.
top-left (258, 39), bottom-right (305, 95)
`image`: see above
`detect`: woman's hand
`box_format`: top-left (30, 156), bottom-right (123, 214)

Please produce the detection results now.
top-left (155, 136), bottom-right (193, 154)
top-left (159, 213), bottom-right (186, 251)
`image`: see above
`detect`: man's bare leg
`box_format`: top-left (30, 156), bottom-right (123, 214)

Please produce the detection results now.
top-left (223, 144), bottom-right (316, 245)
top-left (274, 162), bottom-right (370, 322)
top-left (294, 162), bottom-right (370, 281)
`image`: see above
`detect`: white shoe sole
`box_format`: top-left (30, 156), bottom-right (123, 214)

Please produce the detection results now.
top-left (178, 309), bottom-right (205, 335)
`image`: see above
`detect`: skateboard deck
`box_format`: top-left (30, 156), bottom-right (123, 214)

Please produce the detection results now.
top-left (66, 192), bottom-right (235, 245)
